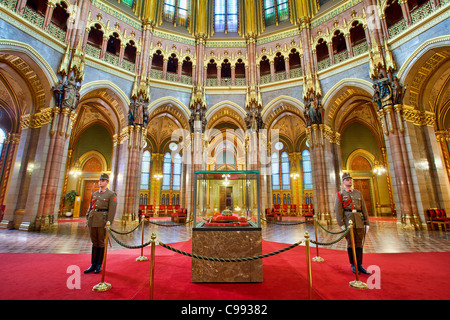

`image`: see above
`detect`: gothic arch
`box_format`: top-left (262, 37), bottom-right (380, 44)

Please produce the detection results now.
top-left (397, 35), bottom-right (450, 113)
top-left (262, 95), bottom-right (305, 125)
top-left (0, 39), bottom-right (58, 114)
top-left (147, 96), bottom-right (190, 129)
top-left (322, 78), bottom-right (375, 131)
top-left (77, 80), bottom-right (129, 135)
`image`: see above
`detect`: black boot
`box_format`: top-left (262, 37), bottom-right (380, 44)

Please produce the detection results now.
top-left (347, 248), bottom-right (355, 273)
top-left (84, 247), bottom-right (98, 273)
top-left (94, 247), bottom-right (105, 273)
top-left (356, 248), bottom-right (371, 275)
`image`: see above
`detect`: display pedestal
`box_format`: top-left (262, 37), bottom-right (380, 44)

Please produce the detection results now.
top-left (191, 228), bottom-right (263, 283)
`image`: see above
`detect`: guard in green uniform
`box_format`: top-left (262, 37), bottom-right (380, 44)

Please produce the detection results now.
top-left (334, 172), bottom-right (371, 274)
top-left (84, 173), bottom-right (117, 274)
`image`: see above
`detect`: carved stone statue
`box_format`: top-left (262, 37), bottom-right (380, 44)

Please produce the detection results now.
top-left (51, 80), bottom-right (64, 108)
top-left (392, 76), bottom-right (405, 105)
top-left (62, 76), bottom-right (79, 110)
top-left (372, 84), bottom-right (382, 110)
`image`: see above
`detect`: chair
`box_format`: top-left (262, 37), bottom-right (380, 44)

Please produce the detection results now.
top-left (290, 204), bottom-right (297, 216)
top-left (282, 204), bottom-right (288, 216)
top-left (265, 208), bottom-right (276, 222)
top-left (174, 208), bottom-right (187, 223)
top-left (167, 205), bottom-right (174, 217)
top-left (430, 209), bottom-right (450, 231)
top-left (138, 205), bottom-right (146, 217)
top-left (158, 205), bottom-right (166, 216)
top-left (147, 205), bottom-right (154, 217)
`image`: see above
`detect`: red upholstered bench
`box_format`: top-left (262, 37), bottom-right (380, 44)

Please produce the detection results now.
top-left (304, 209), bottom-right (314, 222)
top-left (265, 208), bottom-right (276, 222)
top-left (428, 209), bottom-right (450, 231)
top-left (173, 208), bottom-right (187, 223)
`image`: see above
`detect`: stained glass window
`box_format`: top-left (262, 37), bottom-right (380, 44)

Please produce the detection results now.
top-left (302, 149), bottom-right (313, 189)
top-left (263, 0), bottom-right (289, 26)
top-left (172, 153), bottom-right (182, 190)
top-left (162, 152), bottom-right (172, 190)
top-left (281, 151), bottom-right (291, 190)
top-left (0, 128), bottom-right (5, 158)
top-left (271, 152), bottom-right (280, 190)
top-left (140, 150), bottom-right (151, 190)
top-left (163, 0), bottom-right (189, 27)
top-left (122, 0), bottom-right (134, 8)
top-left (214, 0), bottom-right (238, 33)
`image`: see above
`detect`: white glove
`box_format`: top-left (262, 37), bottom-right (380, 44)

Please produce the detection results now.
top-left (365, 225), bottom-right (370, 233)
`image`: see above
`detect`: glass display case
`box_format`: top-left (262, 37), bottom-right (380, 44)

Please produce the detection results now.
top-left (193, 170), bottom-right (261, 229)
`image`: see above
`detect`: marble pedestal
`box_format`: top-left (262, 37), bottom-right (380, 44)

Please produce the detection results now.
top-left (191, 228), bottom-right (263, 283)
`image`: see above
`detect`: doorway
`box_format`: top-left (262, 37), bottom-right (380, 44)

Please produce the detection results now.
top-left (353, 179), bottom-right (373, 216)
top-left (81, 180), bottom-right (98, 217)
top-left (219, 186), bottom-right (233, 212)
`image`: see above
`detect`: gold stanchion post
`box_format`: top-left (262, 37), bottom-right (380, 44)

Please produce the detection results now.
top-left (305, 231), bottom-right (313, 300)
top-left (312, 215), bottom-right (324, 262)
top-left (348, 220), bottom-right (367, 290)
top-left (137, 215), bottom-right (149, 261)
top-left (93, 221), bottom-right (112, 292)
top-left (149, 232), bottom-right (156, 300)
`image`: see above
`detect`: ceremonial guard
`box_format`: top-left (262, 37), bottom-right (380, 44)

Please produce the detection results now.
top-left (84, 173), bottom-right (117, 274)
top-left (334, 173), bottom-right (371, 274)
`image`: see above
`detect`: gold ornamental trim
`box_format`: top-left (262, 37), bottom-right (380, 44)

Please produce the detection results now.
top-left (21, 107), bottom-right (54, 129)
top-left (402, 105), bottom-right (435, 127)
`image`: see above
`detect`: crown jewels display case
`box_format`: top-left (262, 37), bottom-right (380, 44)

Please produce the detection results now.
top-left (191, 171), bottom-right (263, 283)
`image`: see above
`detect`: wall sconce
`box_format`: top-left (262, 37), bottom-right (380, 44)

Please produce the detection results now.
top-left (222, 174), bottom-right (230, 185)
top-left (154, 174), bottom-right (163, 180)
top-left (290, 173), bottom-right (299, 179)
top-left (27, 163), bottom-right (34, 173)
top-left (69, 167), bottom-right (81, 177)
top-left (372, 162), bottom-right (386, 175)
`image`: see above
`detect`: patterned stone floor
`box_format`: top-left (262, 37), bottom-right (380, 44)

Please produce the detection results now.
top-left (0, 216), bottom-right (449, 254)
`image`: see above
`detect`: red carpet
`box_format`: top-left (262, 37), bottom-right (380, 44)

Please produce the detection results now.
top-left (0, 239), bottom-right (449, 300)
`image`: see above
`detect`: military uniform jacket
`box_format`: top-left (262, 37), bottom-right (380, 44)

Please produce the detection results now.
top-left (334, 189), bottom-right (369, 229)
top-left (87, 188), bottom-right (117, 228)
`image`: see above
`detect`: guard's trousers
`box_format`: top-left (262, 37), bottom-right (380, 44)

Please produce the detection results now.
top-left (88, 226), bottom-right (106, 247)
top-left (345, 227), bottom-right (365, 248)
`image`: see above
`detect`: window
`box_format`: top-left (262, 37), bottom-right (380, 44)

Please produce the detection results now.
top-left (263, 0), bottom-right (289, 27)
top-left (172, 153), bottom-right (182, 190)
top-left (302, 149), bottom-right (313, 189)
top-left (163, 0), bottom-right (189, 27)
top-left (0, 128), bottom-right (6, 157)
top-left (214, 0), bottom-right (238, 33)
top-left (122, 0), bottom-right (134, 8)
top-left (162, 152), bottom-right (172, 190)
top-left (281, 151), bottom-right (291, 190)
top-left (140, 150), bottom-right (151, 190)
top-left (271, 152), bottom-right (280, 190)
top-left (162, 152), bottom-right (182, 191)
top-left (272, 151), bottom-right (291, 190)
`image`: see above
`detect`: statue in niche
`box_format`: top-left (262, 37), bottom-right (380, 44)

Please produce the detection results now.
top-left (304, 92), bottom-right (322, 125)
top-left (128, 105), bottom-right (135, 125)
top-left (134, 98), bottom-right (144, 126)
top-left (51, 80), bottom-right (64, 108)
top-left (375, 72), bottom-right (392, 107)
top-left (62, 76), bottom-right (80, 110)
top-left (392, 76), bottom-right (406, 105)
top-left (372, 84), bottom-right (382, 110)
